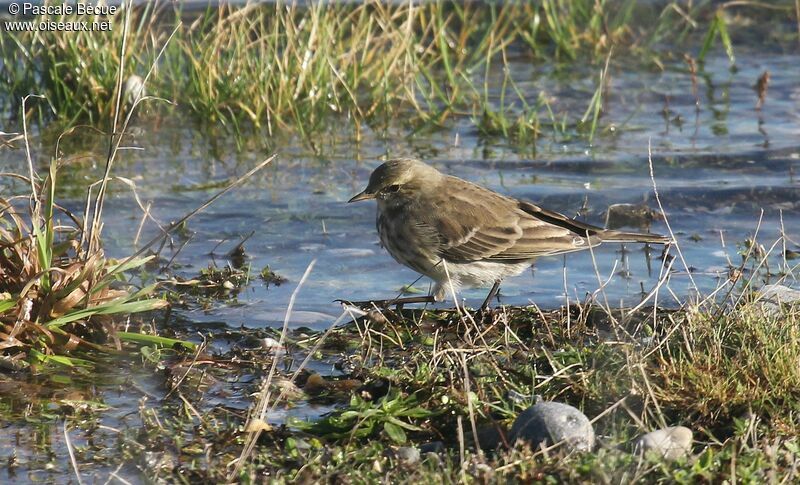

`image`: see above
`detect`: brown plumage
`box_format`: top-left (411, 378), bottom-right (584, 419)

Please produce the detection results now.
top-left (349, 158), bottom-right (669, 307)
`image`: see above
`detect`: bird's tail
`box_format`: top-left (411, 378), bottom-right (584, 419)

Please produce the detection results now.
top-left (598, 230), bottom-right (671, 244)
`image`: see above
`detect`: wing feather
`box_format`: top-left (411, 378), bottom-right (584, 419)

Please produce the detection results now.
top-left (417, 177), bottom-right (605, 263)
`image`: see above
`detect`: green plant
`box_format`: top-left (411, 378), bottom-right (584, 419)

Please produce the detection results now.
top-left (0, 167), bottom-right (193, 368)
top-left (289, 389), bottom-right (434, 444)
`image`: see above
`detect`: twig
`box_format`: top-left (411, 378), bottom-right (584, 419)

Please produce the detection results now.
top-left (21, 94), bottom-right (46, 206)
top-left (441, 259), bottom-right (463, 316)
top-left (102, 463), bottom-right (129, 485)
top-left (113, 154), bottom-right (277, 275)
top-left (457, 415), bottom-right (466, 477)
top-left (589, 394), bottom-right (629, 425)
top-left (134, 201), bottom-right (152, 247)
top-left (88, 0), bottom-right (132, 253)
top-left (88, 14), bottom-right (182, 254)
top-left (164, 337), bottom-right (207, 399)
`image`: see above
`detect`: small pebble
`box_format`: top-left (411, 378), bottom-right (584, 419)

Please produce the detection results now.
top-left (509, 401), bottom-right (594, 452)
top-left (635, 426), bottom-right (693, 461)
top-left (124, 74), bottom-right (146, 104)
top-left (395, 446), bottom-right (420, 465)
top-left (261, 337), bottom-right (282, 350)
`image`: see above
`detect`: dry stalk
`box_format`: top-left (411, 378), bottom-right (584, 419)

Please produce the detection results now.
top-left (63, 420), bottom-right (84, 485)
top-left (231, 259), bottom-right (317, 480)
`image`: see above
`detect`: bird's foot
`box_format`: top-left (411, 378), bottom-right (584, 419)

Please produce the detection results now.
top-left (336, 295), bottom-right (436, 312)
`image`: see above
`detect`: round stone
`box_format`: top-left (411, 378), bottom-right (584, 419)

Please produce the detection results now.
top-left (635, 426), bottom-right (693, 460)
top-left (509, 401), bottom-right (595, 452)
top-left (394, 446), bottom-right (421, 465)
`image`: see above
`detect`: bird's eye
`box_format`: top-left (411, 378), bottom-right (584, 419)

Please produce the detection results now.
top-left (385, 184), bottom-right (400, 193)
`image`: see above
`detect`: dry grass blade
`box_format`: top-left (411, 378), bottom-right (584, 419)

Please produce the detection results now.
top-left (117, 154), bottom-right (278, 269)
top-left (231, 259), bottom-right (317, 480)
top-left (63, 420), bottom-right (85, 485)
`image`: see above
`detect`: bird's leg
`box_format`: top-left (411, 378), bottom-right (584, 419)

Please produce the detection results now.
top-left (479, 280), bottom-right (502, 312)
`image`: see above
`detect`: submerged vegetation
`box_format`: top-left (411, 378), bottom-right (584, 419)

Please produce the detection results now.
top-left (2, 0), bottom-right (796, 147)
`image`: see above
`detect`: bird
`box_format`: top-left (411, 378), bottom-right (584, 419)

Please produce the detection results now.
top-left (348, 158), bottom-right (670, 310)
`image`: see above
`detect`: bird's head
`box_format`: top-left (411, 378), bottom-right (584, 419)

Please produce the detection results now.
top-left (348, 158), bottom-right (441, 204)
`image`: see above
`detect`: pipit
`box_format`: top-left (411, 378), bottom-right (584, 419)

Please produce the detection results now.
top-left (348, 158), bottom-right (669, 310)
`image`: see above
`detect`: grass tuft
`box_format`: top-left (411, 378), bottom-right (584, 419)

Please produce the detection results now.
top-left (0, 1), bottom-right (761, 146)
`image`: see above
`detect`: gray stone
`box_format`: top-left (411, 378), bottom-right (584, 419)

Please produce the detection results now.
top-left (394, 446), bottom-right (421, 465)
top-left (635, 426), bottom-right (693, 461)
top-left (509, 401), bottom-right (594, 452)
top-left (758, 284), bottom-right (800, 314)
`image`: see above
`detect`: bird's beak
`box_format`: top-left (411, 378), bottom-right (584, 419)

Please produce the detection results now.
top-left (348, 190), bottom-right (375, 203)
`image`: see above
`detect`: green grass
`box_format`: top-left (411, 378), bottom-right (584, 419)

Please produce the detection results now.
top-left (0, 4), bottom-right (198, 369)
top-left (3, 207), bottom-right (798, 482)
top-left (94, 288), bottom-right (800, 483)
top-left (2, 0), bottom-right (793, 147)
top-left (0, 155), bottom-right (192, 368)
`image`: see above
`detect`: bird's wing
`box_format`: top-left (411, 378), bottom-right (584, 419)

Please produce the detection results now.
top-left (422, 179), bottom-right (604, 263)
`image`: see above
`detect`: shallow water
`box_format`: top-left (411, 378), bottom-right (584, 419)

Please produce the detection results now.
top-left (1, 46), bottom-right (799, 481)
top-left (6, 50), bottom-right (797, 320)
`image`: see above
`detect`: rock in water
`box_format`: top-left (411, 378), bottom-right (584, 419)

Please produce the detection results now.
top-left (635, 426), bottom-right (693, 460)
top-left (509, 401), bottom-right (594, 452)
top-left (758, 284), bottom-right (800, 314)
